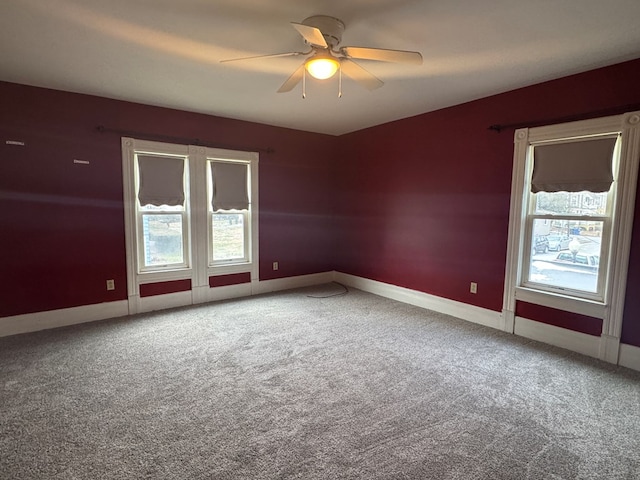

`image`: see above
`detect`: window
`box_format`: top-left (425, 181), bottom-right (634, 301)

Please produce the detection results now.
top-left (503, 112), bottom-right (640, 352)
top-left (208, 159), bottom-right (251, 265)
top-left (135, 154), bottom-right (190, 271)
top-left (122, 138), bottom-right (259, 310)
top-left (521, 137), bottom-right (618, 301)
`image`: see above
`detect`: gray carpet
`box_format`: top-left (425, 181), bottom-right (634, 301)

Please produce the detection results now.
top-left (1, 284), bottom-right (640, 479)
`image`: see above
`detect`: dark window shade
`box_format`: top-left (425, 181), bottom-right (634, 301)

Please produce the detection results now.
top-left (531, 137), bottom-right (617, 193)
top-left (211, 162), bottom-right (249, 211)
top-left (137, 155), bottom-right (185, 206)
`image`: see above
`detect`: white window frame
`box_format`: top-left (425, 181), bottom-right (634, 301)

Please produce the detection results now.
top-left (207, 158), bottom-right (252, 267)
top-left (502, 112), bottom-right (640, 363)
top-left (122, 138), bottom-right (259, 311)
top-left (135, 153), bottom-right (191, 273)
top-left (519, 136), bottom-right (619, 303)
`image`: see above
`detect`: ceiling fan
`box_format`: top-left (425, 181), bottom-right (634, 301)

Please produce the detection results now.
top-left (221, 15), bottom-right (423, 97)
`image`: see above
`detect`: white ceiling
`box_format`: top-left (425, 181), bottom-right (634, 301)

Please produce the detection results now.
top-left (2, 0), bottom-right (640, 136)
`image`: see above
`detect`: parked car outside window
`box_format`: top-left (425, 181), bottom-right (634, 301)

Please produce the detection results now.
top-left (555, 252), bottom-right (600, 268)
top-left (533, 235), bottom-right (549, 254)
top-left (547, 234), bottom-right (571, 251)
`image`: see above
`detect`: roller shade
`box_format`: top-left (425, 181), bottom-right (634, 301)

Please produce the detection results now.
top-left (211, 161), bottom-right (249, 211)
top-left (137, 155), bottom-right (185, 206)
top-left (531, 137), bottom-right (616, 193)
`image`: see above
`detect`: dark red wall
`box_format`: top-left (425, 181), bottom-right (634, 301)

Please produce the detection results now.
top-left (334, 58), bottom-right (640, 346)
top-left (0, 82), bottom-right (335, 317)
top-left (3, 58), bottom-right (640, 348)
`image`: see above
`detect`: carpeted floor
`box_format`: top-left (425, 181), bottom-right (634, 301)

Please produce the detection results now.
top-left (1, 284), bottom-right (639, 479)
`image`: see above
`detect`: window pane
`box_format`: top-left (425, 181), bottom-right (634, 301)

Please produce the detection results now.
top-left (528, 219), bottom-right (603, 293)
top-left (212, 213), bottom-right (245, 261)
top-left (534, 191), bottom-right (608, 215)
top-left (142, 214), bottom-right (184, 267)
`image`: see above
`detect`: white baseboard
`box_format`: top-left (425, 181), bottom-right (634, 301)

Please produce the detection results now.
top-left (333, 272), bottom-right (503, 331)
top-left (619, 343), bottom-right (640, 371)
top-left (3, 272), bottom-right (638, 373)
top-left (0, 272), bottom-right (334, 337)
top-left (209, 282), bottom-right (254, 302)
top-left (253, 272), bottom-right (334, 295)
top-left (514, 316), bottom-right (601, 358)
top-left (599, 334), bottom-right (621, 364)
top-left (0, 300), bottom-right (129, 338)
top-left (138, 290), bottom-right (193, 313)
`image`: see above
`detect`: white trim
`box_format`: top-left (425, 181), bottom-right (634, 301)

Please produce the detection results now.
top-left (192, 285), bottom-right (210, 305)
top-left (138, 290), bottom-right (193, 313)
top-left (502, 309), bottom-right (515, 333)
top-left (514, 316), bottom-right (600, 358)
top-left (190, 145), bottom-right (209, 291)
top-left (253, 272), bottom-right (334, 295)
top-left (619, 343), bottom-right (640, 371)
top-left (502, 128), bottom-right (530, 329)
top-left (249, 157), bottom-right (259, 281)
top-left (2, 272), bottom-right (638, 373)
top-left (514, 287), bottom-right (607, 318)
top-left (604, 112), bottom-right (640, 339)
top-left (0, 273), bottom-right (333, 337)
top-left (122, 137), bottom-right (138, 298)
top-left (502, 112), bottom-right (640, 364)
top-left (334, 272), bottom-right (503, 331)
top-left (0, 301), bottom-right (129, 338)
top-left (121, 137), bottom-right (260, 307)
top-left (599, 334), bottom-right (621, 364)
top-left (210, 282), bottom-right (254, 302)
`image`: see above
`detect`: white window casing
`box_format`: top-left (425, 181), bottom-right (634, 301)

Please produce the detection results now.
top-left (122, 138), bottom-right (259, 311)
top-left (502, 112), bottom-right (640, 363)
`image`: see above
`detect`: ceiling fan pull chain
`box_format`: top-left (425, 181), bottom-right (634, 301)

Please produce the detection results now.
top-left (302, 68), bottom-right (307, 99)
top-left (338, 66), bottom-right (343, 98)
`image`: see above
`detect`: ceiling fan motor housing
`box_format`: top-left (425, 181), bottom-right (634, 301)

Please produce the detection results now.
top-left (301, 15), bottom-right (345, 48)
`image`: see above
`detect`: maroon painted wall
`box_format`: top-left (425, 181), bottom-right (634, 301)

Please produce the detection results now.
top-left (0, 82), bottom-right (335, 317)
top-left (2, 58), bottom-right (640, 348)
top-left (334, 58), bottom-right (640, 346)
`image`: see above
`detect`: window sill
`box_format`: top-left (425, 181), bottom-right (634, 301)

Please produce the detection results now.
top-left (208, 262), bottom-right (254, 276)
top-left (137, 268), bottom-right (193, 284)
top-left (514, 286), bottom-right (606, 319)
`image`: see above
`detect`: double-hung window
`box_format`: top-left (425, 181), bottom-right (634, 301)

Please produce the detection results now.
top-left (208, 159), bottom-right (251, 265)
top-left (136, 153), bottom-right (190, 271)
top-left (122, 138), bottom-right (259, 310)
top-left (521, 136), bottom-right (618, 301)
top-left (503, 112), bottom-right (640, 354)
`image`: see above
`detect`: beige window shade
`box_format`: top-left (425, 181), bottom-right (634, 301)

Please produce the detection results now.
top-left (531, 137), bottom-right (617, 193)
top-left (211, 162), bottom-right (249, 211)
top-left (137, 155), bottom-right (185, 206)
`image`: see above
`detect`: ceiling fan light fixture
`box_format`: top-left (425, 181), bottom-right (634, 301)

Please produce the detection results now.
top-left (305, 55), bottom-right (340, 79)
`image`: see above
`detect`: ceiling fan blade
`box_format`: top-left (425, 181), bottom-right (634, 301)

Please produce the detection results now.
top-left (340, 59), bottom-right (384, 91)
top-left (221, 51), bottom-right (305, 63)
top-left (291, 22), bottom-right (328, 48)
top-left (341, 47), bottom-right (423, 65)
top-left (277, 63), bottom-right (306, 93)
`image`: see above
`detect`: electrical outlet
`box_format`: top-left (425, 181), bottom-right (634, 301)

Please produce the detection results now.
top-left (272, 261), bottom-right (279, 271)
top-left (470, 282), bottom-right (477, 294)
top-left (106, 279), bottom-right (115, 291)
